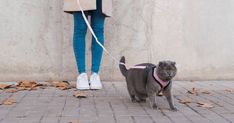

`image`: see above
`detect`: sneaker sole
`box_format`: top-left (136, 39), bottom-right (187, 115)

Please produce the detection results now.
top-left (90, 86), bottom-right (102, 90)
top-left (77, 86), bottom-right (90, 90)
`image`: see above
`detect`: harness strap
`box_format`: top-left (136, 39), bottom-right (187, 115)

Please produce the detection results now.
top-left (152, 67), bottom-right (171, 89)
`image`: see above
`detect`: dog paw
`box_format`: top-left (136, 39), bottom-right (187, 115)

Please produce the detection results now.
top-left (131, 98), bottom-right (137, 103)
top-left (152, 104), bottom-right (158, 110)
top-left (136, 99), bottom-right (146, 103)
top-left (140, 99), bottom-right (146, 103)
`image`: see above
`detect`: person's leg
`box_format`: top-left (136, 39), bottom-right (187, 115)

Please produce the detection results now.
top-left (89, 0), bottom-right (105, 89)
top-left (90, 0), bottom-right (105, 73)
top-left (73, 12), bottom-right (88, 74)
top-left (73, 12), bottom-right (89, 90)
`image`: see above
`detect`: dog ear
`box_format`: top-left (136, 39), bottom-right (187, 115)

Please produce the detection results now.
top-left (158, 61), bottom-right (164, 67)
top-left (172, 62), bottom-right (176, 66)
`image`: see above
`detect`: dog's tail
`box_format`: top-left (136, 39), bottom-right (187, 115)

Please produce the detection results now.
top-left (119, 56), bottom-right (127, 77)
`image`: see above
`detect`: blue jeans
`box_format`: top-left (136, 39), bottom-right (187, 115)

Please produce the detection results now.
top-left (73, 0), bottom-right (105, 74)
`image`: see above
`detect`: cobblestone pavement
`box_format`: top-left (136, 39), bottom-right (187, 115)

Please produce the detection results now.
top-left (0, 81), bottom-right (234, 123)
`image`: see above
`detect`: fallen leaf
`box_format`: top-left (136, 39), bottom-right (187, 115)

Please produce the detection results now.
top-left (16, 80), bottom-right (47, 90)
top-left (0, 84), bottom-right (12, 89)
top-left (187, 88), bottom-right (210, 95)
top-left (70, 83), bottom-right (76, 88)
top-left (179, 98), bottom-right (193, 104)
top-left (187, 88), bottom-right (199, 95)
top-left (36, 83), bottom-right (47, 87)
top-left (1, 98), bottom-right (16, 105)
top-left (201, 90), bottom-right (211, 94)
top-left (17, 81), bottom-right (37, 88)
top-left (16, 87), bottom-right (27, 91)
top-left (5, 89), bottom-right (18, 93)
top-left (224, 89), bottom-right (234, 93)
top-left (40, 86), bottom-right (47, 89)
top-left (73, 92), bottom-right (87, 98)
top-left (197, 102), bottom-right (214, 108)
top-left (55, 81), bottom-right (71, 90)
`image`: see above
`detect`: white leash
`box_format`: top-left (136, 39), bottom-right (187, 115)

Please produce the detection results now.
top-left (76, 0), bottom-right (146, 69)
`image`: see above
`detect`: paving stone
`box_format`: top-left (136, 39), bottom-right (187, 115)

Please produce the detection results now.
top-left (116, 116), bottom-right (134, 123)
top-left (0, 81), bottom-right (234, 123)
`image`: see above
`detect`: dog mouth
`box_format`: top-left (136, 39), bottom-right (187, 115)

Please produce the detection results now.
top-left (164, 76), bottom-right (173, 81)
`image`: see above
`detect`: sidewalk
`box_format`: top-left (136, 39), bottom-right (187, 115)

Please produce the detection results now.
top-left (0, 81), bottom-right (234, 123)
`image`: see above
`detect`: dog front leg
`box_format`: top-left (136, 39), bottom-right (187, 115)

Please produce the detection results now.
top-left (148, 93), bottom-right (157, 109)
top-left (163, 89), bottom-right (177, 111)
top-left (146, 87), bottom-right (157, 109)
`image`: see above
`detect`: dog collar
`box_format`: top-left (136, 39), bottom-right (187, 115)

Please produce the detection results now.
top-left (153, 67), bottom-right (170, 89)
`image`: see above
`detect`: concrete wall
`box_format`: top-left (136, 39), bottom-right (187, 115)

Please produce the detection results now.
top-left (0, 0), bottom-right (234, 82)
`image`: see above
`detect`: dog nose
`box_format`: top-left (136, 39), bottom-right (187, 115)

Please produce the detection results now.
top-left (168, 74), bottom-right (173, 78)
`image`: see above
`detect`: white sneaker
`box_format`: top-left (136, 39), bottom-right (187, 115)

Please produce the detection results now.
top-left (76, 73), bottom-right (90, 90)
top-left (90, 73), bottom-right (102, 90)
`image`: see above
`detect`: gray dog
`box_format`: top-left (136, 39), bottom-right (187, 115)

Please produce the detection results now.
top-left (119, 56), bottom-right (177, 111)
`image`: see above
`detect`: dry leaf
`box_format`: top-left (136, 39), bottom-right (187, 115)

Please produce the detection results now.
top-left (201, 90), bottom-right (211, 94)
top-left (179, 98), bottom-right (193, 104)
top-left (70, 83), bottom-right (76, 89)
top-left (197, 102), bottom-right (214, 108)
top-left (5, 89), bottom-right (18, 93)
top-left (73, 92), bottom-right (87, 98)
top-left (47, 80), bottom-right (73, 89)
top-left (187, 88), bottom-right (211, 95)
top-left (39, 86), bottom-right (47, 89)
top-left (16, 87), bottom-right (27, 91)
top-left (0, 84), bottom-right (12, 89)
top-left (224, 89), bottom-right (234, 93)
top-left (55, 81), bottom-right (71, 90)
top-left (187, 88), bottom-right (199, 95)
top-left (36, 83), bottom-right (47, 87)
top-left (17, 81), bottom-right (37, 89)
top-left (1, 99), bottom-right (16, 105)
top-left (16, 80), bottom-right (47, 90)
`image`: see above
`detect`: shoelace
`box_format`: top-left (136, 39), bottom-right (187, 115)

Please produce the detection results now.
top-left (91, 74), bottom-right (99, 81)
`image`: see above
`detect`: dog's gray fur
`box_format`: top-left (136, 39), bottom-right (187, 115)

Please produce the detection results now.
top-left (119, 56), bottom-right (177, 111)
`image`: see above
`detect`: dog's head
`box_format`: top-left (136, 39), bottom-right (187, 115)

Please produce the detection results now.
top-left (156, 61), bottom-right (177, 81)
